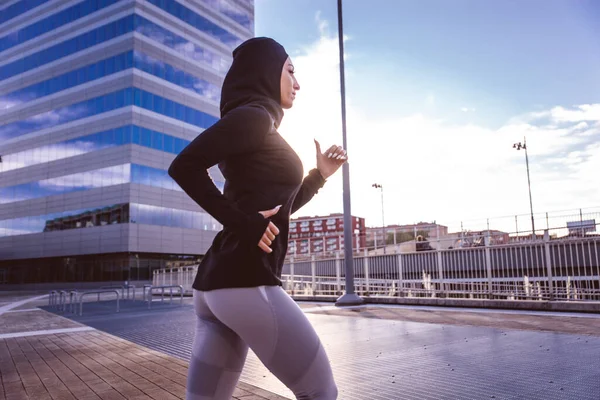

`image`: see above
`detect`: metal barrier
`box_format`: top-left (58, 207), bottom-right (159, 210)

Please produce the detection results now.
top-left (100, 285), bottom-right (136, 301)
top-left (78, 290), bottom-right (120, 316)
top-left (68, 290), bottom-right (78, 314)
top-left (58, 290), bottom-right (68, 312)
top-left (153, 232), bottom-right (600, 303)
top-left (279, 233), bottom-right (600, 301)
top-left (125, 284), bottom-right (136, 301)
top-left (152, 267), bottom-right (195, 294)
top-left (142, 284), bottom-right (153, 301)
top-left (48, 289), bottom-right (78, 312)
top-left (146, 285), bottom-right (184, 309)
top-left (48, 290), bottom-right (58, 308)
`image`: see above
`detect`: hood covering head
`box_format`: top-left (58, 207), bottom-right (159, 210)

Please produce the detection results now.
top-left (220, 37), bottom-right (289, 128)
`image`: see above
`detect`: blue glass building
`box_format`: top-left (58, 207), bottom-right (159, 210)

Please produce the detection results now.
top-left (0, 0), bottom-right (254, 284)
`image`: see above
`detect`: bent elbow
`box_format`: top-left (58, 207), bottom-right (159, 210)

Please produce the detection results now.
top-left (168, 156), bottom-right (181, 177)
top-left (168, 159), bottom-right (184, 188)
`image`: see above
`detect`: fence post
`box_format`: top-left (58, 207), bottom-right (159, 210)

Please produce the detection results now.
top-left (290, 257), bottom-right (295, 296)
top-left (484, 232), bottom-right (493, 299)
top-left (397, 253), bottom-right (403, 297)
top-left (543, 230), bottom-right (555, 300)
top-left (311, 255), bottom-right (316, 295)
top-left (364, 250), bottom-right (370, 296)
top-left (436, 247), bottom-right (445, 297)
top-left (335, 253), bottom-right (342, 295)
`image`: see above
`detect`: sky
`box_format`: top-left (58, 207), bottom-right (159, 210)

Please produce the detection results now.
top-left (254, 0), bottom-right (600, 234)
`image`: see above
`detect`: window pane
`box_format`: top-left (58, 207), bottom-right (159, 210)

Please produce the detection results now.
top-left (163, 135), bottom-right (173, 153)
top-left (132, 125), bottom-right (141, 144)
top-left (141, 128), bottom-right (152, 147)
top-left (152, 131), bottom-right (162, 150)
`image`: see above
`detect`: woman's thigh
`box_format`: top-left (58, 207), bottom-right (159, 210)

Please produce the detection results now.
top-left (205, 286), bottom-right (337, 399)
top-left (186, 290), bottom-right (249, 400)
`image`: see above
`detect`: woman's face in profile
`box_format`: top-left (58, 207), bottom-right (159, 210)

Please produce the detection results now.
top-left (280, 57), bottom-right (300, 109)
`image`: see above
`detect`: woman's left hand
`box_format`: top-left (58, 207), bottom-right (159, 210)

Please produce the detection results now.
top-left (314, 139), bottom-right (348, 180)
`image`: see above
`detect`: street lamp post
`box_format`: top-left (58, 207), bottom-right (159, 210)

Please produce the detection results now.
top-left (335, 0), bottom-right (363, 306)
top-left (513, 137), bottom-right (535, 237)
top-left (372, 183), bottom-right (385, 254)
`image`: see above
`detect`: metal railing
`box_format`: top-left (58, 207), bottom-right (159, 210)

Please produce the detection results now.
top-left (49, 289), bottom-right (78, 312)
top-left (153, 231), bottom-right (600, 303)
top-left (146, 285), bottom-right (184, 309)
top-left (100, 285), bottom-right (137, 301)
top-left (49, 287), bottom-right (128, 315)
top-left (78, 290), bottom-right (120, 316)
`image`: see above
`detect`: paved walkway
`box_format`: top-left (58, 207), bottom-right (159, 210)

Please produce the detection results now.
top-left (2, 292), bottom-right (600, 399)
top-left (0, 294), bottom-right (286, 400)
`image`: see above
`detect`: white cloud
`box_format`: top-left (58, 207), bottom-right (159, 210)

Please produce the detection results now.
top-left (549, 104), bottom-right (600, 122)
top-left (279, 22), bottom-right (600, 235)
top-left (315, 11), bottom-right (329, 36)
top-left (461, 107), bottom-right (476, 112)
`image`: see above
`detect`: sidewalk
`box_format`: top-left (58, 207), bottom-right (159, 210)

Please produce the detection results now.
top-left (0, 295), bottom-right (287, 400)
top-left (3, 292), bottom-right (600, 399)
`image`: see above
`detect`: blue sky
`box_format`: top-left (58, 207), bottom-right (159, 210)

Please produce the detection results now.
top-left (257, 0), bottom-right (600, 128)
top-left (254, 0), bottom-right (600, 233)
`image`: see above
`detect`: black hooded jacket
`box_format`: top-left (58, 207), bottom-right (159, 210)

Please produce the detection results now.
top-left (168, 37), bottom-right (326, 291)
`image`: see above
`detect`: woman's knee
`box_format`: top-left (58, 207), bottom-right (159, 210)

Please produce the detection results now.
top-left (316, 382), bottom-right (338, 400)
top-left (294, 381), bottom-right (338, 400)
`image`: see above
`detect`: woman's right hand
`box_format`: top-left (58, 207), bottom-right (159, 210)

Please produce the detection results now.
top-left (257, 205), bottom-right (282, 253)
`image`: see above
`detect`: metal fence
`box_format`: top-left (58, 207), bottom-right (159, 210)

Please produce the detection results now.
top-left (153, 232), bottom-right (600, 302)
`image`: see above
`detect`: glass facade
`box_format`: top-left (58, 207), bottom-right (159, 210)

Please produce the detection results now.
top-left (1, 51), bottom-right (220, 111)
top-left (0, 0), bottom-right (121, 52)
top-left (0, 0), bottom-right (253, 283)
top-left (0, 125), bottom-right (192, 173)
top-left (0, 202), bottom-right (219, 237)
top-left (0, 87), bottom-right (219, 141)
top-left (0, 162), bottom-right (226, 205)
top-left (0, 14), bottom-right (234, 81)
top-left (0, 0), bottom-right (52, 25)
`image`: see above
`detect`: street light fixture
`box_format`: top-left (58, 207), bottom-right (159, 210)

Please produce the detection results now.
top-left (372, 183), bottom-right (386, 254)
top-left (513, 137), bottom-right (535, 237)
top-left (335, 0), bottom-right (363, 307)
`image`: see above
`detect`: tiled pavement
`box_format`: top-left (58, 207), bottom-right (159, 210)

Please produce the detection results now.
top-left (0, 294), bottom-right (286, 400)
top-left (3, 292), bottom-right (600, 399)
top-left (0, 330), bottom-right (285, 400)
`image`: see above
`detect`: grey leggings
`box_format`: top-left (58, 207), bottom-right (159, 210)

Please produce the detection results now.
top-left (186, 286), bottom-right (338, 400)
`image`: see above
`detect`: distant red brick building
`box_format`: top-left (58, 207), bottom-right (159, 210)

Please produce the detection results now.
top-left (288, 214), bottom-right (366, 255)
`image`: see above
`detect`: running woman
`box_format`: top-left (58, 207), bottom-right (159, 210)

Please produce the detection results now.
top-left (168, 37), bottom-right (347, 400)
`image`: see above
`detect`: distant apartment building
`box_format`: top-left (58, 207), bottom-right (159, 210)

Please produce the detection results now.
top-left (288, 214), bottom-right (366, 256)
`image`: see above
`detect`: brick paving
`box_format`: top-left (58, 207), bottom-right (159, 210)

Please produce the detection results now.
top-left (3, 292), bottom-right (600, 400)
top-left (0, 311), bottom-right (83, 335)
top-left (0, 329), bottom-right (288, 400)
top-left (0, 293), bottom-right (287, 400)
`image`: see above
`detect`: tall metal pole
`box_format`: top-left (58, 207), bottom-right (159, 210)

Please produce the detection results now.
top-left (335, 0), bottom-right (363, 306)
top-left (381, 185), bottom-right (386, 253)
top-left (523, 137), bottom-right (535, 236)
top-left (513, 137), bottom-right (535, 238)
top-left (372, 183), bottom-right (385, 254)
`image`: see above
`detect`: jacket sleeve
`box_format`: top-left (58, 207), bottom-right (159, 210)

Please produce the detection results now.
top-left (168, 106), bottom-right (272, 246)
top-left (291, 168), bottom-right (326, 215)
